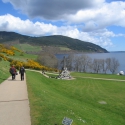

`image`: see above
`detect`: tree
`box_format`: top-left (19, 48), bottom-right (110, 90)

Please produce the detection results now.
top-left (65, 54), bottom-right (75, 71)
top-left (101, 59), bottom-right (105, 73)
top-left (109, 58), bottom-right (119, 74)
top-left (73, 55), bottom-right (92, 72)
top-left (104, 58), bottom-right (111, 74)
top-left (37, 52), bottom-right (58, 68)
top-left (92, 59), bottom-right (104, 73)
top-left (74, 56), bottom-right (81, 72)
top-left (80, 55), bottom-right (92, 72)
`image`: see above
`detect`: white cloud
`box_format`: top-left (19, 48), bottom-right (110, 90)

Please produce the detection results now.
top-left (2, 0), bottom-right (125, 30)
top-left (2, 0), bottom-right (105, 19)
top-left (1, 0), bottom-right (125, 51)
top-left (0, 14), bottom-right (114, 49)
top-left (67, 1), bottom-right (125, 30)
top-left (0, 14), bottom-right (57, 35)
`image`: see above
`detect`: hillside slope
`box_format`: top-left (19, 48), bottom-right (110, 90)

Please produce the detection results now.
top-left (0, 31), bottom-right (108, 53)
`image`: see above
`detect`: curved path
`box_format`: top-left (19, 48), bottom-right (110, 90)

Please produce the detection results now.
top-left (27, 69), bottom-right (125, 82)
top-left (0, 73), bottom-right (31, 125)
top-left (75, 76), bottom-right (125, 82)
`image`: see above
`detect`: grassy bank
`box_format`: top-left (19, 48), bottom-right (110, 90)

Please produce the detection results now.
top-left (8, 51), bottom-right (38, 62)
top-left (0, 60), bottom-right (10, 83)
top-left (14, 44), bottom-right (42, 52)
top-left (26, 71), bottom-right (125, 125)
top-left (0, 50), bottom-right (38, 83)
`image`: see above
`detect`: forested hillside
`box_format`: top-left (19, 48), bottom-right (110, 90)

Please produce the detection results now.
top-left (0, 31), bottom-right (108, 53)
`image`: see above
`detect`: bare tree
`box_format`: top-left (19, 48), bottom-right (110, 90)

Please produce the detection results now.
top-left (92, 59), bottom-right (104, 73)
top-left (74, 56), bottom-right (81, 72)
top-left (58, 54), bottom-right (120, 74)
top-left (109, 58), bottom-right (120, 74)
top-left (73, 55), bottom-right (92, 72)
top-left (101, 59), bottom-right (105, 73)
top-left (65, 54), bottom-right (75, 71)
top-left (80, 55), bottom-right (92, 72)
top-left (103, 58), bottom-right (111, 74)
top-left (92, 59), bottom-right (98, 73)
top-left (37, 52), bottom-right (58, 68)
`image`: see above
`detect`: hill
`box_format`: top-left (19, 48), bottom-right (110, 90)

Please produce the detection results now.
top-left (0, 31), bottom-right (108, 53)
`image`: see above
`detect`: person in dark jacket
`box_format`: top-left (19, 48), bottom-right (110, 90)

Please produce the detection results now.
top-left (19, 66), bottom-right (25, 81)
top-left (9, 65), bottom-right (17, 80)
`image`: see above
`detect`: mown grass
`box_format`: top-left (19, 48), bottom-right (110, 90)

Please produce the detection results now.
top-left (45, 72), bottom-right (59, 78)
top-left (26, 71), bottom-right (125, 125)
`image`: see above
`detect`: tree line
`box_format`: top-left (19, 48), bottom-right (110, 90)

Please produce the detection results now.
top-left (37, 52), bottom-right (120, 74)
top-left (58, 54), bottom-right (120, 74)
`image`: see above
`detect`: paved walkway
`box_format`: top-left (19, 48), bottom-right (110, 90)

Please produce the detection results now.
top-left (0, 73), bottom-right (31, 125)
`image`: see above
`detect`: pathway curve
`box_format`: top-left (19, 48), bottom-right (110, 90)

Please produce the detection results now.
top-left (27, 69), bottom-right (125, 82)
top-left (75, 76), bottom-right (125, 82)
top-left (0, 73), bottom-right (31, 125)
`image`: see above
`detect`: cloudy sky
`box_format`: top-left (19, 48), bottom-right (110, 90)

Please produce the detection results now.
top-left (0, 0), bottom-right (125, 51)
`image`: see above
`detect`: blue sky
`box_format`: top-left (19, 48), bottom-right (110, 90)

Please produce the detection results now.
top-left (0, 0), bottom-right (125, 51)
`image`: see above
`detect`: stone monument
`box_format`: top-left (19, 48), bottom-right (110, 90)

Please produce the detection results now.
top-left (57, 56), bottom-right (71, 79)
top-left (57, 67), bottom-right (71, 79)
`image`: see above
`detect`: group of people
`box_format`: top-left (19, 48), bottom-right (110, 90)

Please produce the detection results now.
top-left (9, 65), bottom-right (25, 81)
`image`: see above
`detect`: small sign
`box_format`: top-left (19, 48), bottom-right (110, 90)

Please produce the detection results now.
top-left (62, 117), bottom-right (73, 125)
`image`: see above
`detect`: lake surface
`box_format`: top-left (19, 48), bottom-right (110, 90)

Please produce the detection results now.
top-left (55, 52), bottom-right (125, 73)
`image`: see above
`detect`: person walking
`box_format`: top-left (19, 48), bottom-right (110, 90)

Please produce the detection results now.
top-left (19, 66), bottom-right (25, 81)
top-left (9, 65), bottom-right (17, 80)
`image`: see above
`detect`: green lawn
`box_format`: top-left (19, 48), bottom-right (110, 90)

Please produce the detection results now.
top-left (26, 71), bottom-right (125, 125)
